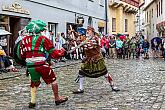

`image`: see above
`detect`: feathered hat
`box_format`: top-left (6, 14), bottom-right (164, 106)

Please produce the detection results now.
top-left (87, 26), bottom-right (95, 32)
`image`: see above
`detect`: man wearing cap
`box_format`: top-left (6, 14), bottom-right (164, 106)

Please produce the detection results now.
top-left (14, 20), bottom-right (68, 108)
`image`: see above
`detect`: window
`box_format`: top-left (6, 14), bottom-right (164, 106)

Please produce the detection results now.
top-left (149, 10), bottom-right (151, 22)
top-left (145, 13), bottom-right (147, 22)
top-left (147, 11), bottom-right (148, 23)
top-left (48, 22), bottom-right (58, 39)
top-left (153, 24), bottom-right (154, 33)
top-left (0, 15), bottom-right (9, 27)
top-left (125, 19), bottom-right (128, 32)
top-left (152, 9), bottom-right (153, 18)
top-left (112, 18), bottom-right (116, 32)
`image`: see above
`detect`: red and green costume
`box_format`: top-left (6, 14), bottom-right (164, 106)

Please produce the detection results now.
top-left (14, 20), bottom-right (68, 108)
top-left (17, 34), bottom-right (65, 87)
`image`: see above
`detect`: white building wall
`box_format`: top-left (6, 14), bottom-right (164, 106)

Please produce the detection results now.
top-left (151, 3), bottom-right (157, 38)
top-left (156, 0), bottom-right (165, 24)
top-left (144, 1), bottom-right (158, 41)
top-left (0, 0), bottom-right (106, 33)
top-left (144, 0), bottom-right (152, 7)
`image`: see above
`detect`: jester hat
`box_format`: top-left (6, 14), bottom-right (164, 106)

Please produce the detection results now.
top-left (26, 20), bottom-right (46, 34)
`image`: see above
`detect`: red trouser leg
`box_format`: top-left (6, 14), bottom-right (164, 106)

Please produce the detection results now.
top-left (105, 73), bottom-right (120, 92)
top-left (51, 81), bottom-right (59, 101)
top-left (105, 73), bottom-right (113, 86)
top-left (51, 81), bottom-right (68, 105)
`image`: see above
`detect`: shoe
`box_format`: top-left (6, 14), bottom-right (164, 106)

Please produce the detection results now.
top-left (60, 59), bottom-right (66, 62)
top-left (28, 102), bottom-right (36, 108)
top-left (55, 97), bottom-right (68, 105)
top-left (72, 89), bottom-right (84, 94)
top-left (111, 86), bottom-right (120, 92)
top-left (10, 68), bottom-right (19, 72)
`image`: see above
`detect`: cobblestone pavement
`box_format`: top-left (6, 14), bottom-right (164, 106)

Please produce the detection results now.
top-left (0, 58), bottom-right (165, 110)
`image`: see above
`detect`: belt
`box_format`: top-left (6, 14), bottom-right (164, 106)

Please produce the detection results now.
top-left (26, 57), bottom-right (46, 63)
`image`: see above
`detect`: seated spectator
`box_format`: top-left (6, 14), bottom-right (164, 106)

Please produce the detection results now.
top-left (5, 57), bottom-right (19, 72)
top-left (0, 47), bottom-right (8, 73)
top-left (0, 46), bottom-right (19, 72)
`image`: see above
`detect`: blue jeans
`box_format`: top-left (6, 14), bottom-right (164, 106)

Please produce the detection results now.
top-left (143, 48), bottom-right (148, 53)
top-left (163, 50), bottom-right (165, 59)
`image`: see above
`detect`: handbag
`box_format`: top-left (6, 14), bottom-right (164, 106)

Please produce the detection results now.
top-left (101, 47), bottom-right (106, 53)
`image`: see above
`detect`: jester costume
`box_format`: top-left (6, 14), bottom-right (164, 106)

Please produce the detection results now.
top-left (73, 26), bottom-right (120, 94)
top-left (14, 20), bottom-right (68, 108)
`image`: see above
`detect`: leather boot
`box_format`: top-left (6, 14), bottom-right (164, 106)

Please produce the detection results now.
top-left (52, 82), bottom-right (68, 105)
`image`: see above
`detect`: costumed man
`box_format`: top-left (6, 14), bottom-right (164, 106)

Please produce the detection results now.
top-left (14, 20), bottom-right (68, 108)
top-left (73, 26), bottom-right (120, 94)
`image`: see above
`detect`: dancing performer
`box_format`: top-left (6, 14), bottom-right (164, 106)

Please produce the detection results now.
top-left (73, 26), bottom-right (120, 94)
top-left (14, 20), bottom-right (68, 108)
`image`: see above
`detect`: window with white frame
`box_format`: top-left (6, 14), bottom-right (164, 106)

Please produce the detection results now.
top-left (48, 23), bottom-right (58, 38)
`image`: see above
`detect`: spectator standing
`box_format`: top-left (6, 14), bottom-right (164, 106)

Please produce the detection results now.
top-left (142, 39), bottom-right (150, 59)
top-left (109, 37), bottom-right (116, 58)
top-left (130, 37), bottom-right (137, 59)
top-left (49, 31), bottom-right (56, 46)
top-left (105, 36), bottom-right (110, 58)
top-left (115, 37), bottom-right (123, 59)
top-left (123, 38), bottom-right (130, 59)
top-left (162, 39), bottom-right (165, 60)
top-left (100, 36), bottom-right (107, 57)
top-left (135, 38), bottom-right (141, 59)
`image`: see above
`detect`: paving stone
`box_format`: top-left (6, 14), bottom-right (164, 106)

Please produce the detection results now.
top-left (0, 59), bottom-right (165, 109)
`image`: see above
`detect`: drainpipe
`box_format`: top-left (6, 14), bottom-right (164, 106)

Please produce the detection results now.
top-left (105, 0), bottom-right (108, 34)
top-left (138, 7), bottom-right (140, 33)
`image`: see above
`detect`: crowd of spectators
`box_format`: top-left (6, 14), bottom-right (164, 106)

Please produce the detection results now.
top-left (1, 29), bottom-right (165, 74)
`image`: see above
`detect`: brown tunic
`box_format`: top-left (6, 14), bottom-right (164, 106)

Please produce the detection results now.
top-left (79, 36), bottom-right (107, 78)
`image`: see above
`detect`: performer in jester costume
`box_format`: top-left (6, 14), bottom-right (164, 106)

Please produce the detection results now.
top-left (14, 20), bottom-right (68, 108)
top-left (73, 26), bottom-right (120, 94)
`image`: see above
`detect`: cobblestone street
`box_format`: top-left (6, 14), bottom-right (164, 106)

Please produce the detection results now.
top-left (0, 59), bottom-right (165, 110)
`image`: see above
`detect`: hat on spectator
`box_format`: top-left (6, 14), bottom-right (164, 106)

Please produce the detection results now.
top-left (87, 26), bottom-right (95, 32)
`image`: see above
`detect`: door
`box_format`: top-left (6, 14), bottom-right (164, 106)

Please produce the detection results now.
top-left (9, 17), bottom-right (21, 56)
top-left (9, 17), bottom-right (30, 56)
